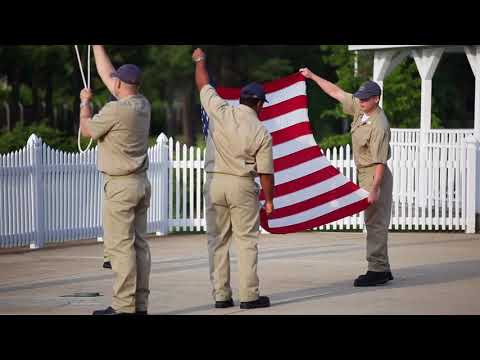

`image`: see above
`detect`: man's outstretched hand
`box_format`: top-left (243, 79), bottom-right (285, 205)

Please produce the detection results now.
top-left (299, 67), bottom-right (314, 79)
top-left (192, 48), bottom-right (206, 62)
top-left (193, 48), bottom-right (209, 92)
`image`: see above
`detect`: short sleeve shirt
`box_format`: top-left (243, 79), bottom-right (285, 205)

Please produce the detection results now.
top-left (200, 84), bottom-right (274, 177)
top-left (340, 92), bottom-right (391, 169)
top-left (88, 94), bottom-right (151, 176)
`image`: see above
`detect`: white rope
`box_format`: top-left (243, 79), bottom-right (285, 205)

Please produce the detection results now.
top-left (87, 45), bottom-right (91, 89)
top-left (74, 45), bottom-right (87, 88)
top-left (74, 45), bottom-right (93, 154)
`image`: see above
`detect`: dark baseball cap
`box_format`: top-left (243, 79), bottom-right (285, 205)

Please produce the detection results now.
top-left (354, 80), bottom-right (382, 100)
top-left (240, 82), bottom-right (268, 103)
top-left (110, 64), bottom-right (142, 85)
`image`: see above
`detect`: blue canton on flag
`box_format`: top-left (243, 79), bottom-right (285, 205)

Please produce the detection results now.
top-left (200, 106), bottom-right (210, 138)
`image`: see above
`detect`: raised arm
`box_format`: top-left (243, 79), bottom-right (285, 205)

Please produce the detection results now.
top-left (193, 48), bottom-right (229, 121)
top-left (299, 67), bottom-right (347, 103)
top-left (92, 45), bottom-right (117, 96)
top-left (193, 48), bottom-right (209, 92)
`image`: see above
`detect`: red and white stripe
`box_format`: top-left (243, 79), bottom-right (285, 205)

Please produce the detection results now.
top-left (217, 73), bottom-right (369, 234)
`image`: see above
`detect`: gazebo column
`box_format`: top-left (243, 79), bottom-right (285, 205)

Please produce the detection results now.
top-left (412, 48), bottom-right (444, 210)
top-left (412, 48), bottom-right (444, 134)
top-left (465, 46), bottom-right (480, 226)
top-left (465, 46), bottom-right (480, 137)
top-left (373, 51), bottom-right (394, 107)
top-left (373, 50), bottom-right (410, 107)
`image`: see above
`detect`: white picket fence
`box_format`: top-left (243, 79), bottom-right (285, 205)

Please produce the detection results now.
top-left (320, 130), bottom-right (477, 232)
top-left (0, 134), bottom-right (169, 249)
top-left (0, 129), bottom-right (478, 249)
top-left (167, 137), bottom-right (207, 233)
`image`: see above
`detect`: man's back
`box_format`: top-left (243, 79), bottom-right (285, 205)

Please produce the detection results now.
top-left (201, 85), bottom-right (273, 178)
top-left (89, 94), bottom-right (151, 176)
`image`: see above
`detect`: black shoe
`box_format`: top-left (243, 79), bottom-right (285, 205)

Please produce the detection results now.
top-left (103, 261), bottom-right (112, 269)
top-left (240, 296), bottom-right (270, 309)
top-left (357, 271), bottom-right (394, 281)
top-left (92, 306), bottom-right (134, 315)
top-left (215, 299), bottom-right (234, 309)
top-left (354, 271), bottom-right (393, 287)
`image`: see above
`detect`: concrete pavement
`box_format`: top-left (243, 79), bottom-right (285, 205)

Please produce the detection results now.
top-left (1, 232), bottom-right (479, 315)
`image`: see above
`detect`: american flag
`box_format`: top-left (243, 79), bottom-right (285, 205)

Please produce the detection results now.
top-left (201, 73), bottom-right (369, 234)
top-left (200, 106), bottom-right (210, 138)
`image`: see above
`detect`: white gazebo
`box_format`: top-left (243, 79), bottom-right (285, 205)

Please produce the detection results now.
top-left (348, 45), bottom-right (480, 135)
top-left (348, 45), bottom-right (480, 233)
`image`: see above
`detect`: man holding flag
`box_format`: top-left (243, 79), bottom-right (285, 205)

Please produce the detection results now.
top-left (193, 48), bottom-right (275, 309)
top-left (300, 67), bottom-right (394, 287)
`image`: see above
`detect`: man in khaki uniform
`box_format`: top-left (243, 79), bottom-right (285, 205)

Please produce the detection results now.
top-left (193, 48), bottom-right (275, 309)
top-left (300, 68), bottom-right (394, 287)
top-left (79, 45), bottom-right (152, 314)
top-left (101, 94), bottom-right (121, 270)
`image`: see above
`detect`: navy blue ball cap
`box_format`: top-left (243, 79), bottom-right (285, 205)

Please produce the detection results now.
top-left (110, 64), bottom-right (142, 85)
top-left (240, 82), bottom-right (268, 103)
top-left (354, 80), bottom-right (381, 100)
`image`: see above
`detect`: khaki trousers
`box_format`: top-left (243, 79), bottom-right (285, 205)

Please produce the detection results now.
top-left (358, 165), bottom-right (393, 272)
top-left (102, 196), bottom-right (111, 263)
top-left (204, 173), bottom-right (261, 302)
top-left (103, 172), bottom-right (151, 313)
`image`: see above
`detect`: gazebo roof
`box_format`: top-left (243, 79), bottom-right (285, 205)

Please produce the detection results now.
top-left (348, 45), bottom-right (428, 51)
top-left (348, 45), bottom-right (466, 52)
top-left (346, 44), bottom-right (480, 136)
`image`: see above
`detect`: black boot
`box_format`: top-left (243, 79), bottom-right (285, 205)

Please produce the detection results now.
top-left (240, 296), bottom-right (270, 309)
top-left (92, 306), bottom-right (134, 315)
top-left (215, 299), bottom-right (234, 309)
top-left (354, 271), bottom-right (393, 287)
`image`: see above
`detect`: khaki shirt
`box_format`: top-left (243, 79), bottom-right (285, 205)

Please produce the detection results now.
top-left (200, 85), bottom-right (274, 177)
top-left (87, 94), bottom-right (151, 176)
top-left (340, 92), bottom-right (391, 169)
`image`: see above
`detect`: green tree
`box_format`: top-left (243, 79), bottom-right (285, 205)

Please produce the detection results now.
top-left (142, 45), bottom-right (194, 144)
top-left (383, 58), bottom-right (423, 128)
top-left (2, 45), bottom-right (472, 152)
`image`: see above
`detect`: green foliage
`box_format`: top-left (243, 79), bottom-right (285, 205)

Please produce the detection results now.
top-left (301, 46), bottom-right (365, 141)
top-left (194, 133), bottom-right (206, 150)
top-left (0, 122), bottom-right (96, 154)
top-left (148, 136), bottom-right (157, 148)
top-left (0, 79), bottom-right (9, 102)
top-left (251, 58), bottom-right (294, 82)
top-left (0, 45), bottom-right (475, 149)
top-left (313, 47), bottom-right (461, 135)
top-left (318, 133), bottom-right (351, 150)
top-left (383, 58), bottom-right (422, 128)
top-left (316, 46), bottom-right (373, 124)
top-left (431, 53), bottom-right (475, 129)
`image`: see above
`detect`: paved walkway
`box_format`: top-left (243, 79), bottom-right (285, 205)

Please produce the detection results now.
top-left (1, 232), bottom-right (479, 315)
